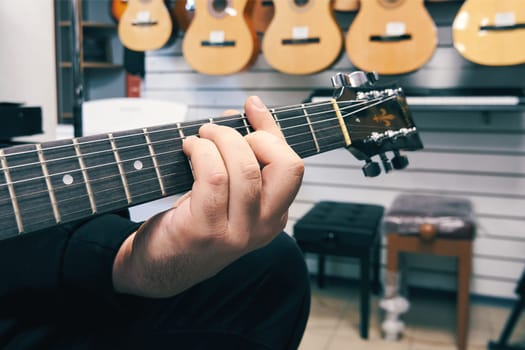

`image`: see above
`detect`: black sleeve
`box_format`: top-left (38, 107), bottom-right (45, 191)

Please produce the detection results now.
top-left (0, 214), bottom-right (140, 300)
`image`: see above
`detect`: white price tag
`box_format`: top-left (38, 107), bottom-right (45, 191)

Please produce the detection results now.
top-left (494, 12), bottom-right (516, 27)
top-left (135, 11), bottom-right (152, 24)
top-left (385, 22), bottom-right (406, 36)
top-left (292, 26), bottom-right (309, 40)
top-left (209, 30), bottom-right (225, 43)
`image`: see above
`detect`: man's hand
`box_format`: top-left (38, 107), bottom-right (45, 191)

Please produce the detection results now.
top-left (112, 96), bottom-right (304, 297)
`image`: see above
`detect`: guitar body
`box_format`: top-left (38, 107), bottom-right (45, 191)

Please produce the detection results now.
top-left (174, 0), bottom-right (195, 32)
top-left (118, 0), bottom-right (173, 51)
top-left (345, 0), bottom-right (437, 75)
top-left (262, 0), bottom-right (343, 75)
top-left (334, 0), bottom-right (359, 12)
top-left (251, 0), bottom-right (275, 33)
top-left (453, 0), bottom-right (525, 66)
top-left (182, 0), bottom-right (258, 75)
top-left (111, 0), bottom-right (128, 22)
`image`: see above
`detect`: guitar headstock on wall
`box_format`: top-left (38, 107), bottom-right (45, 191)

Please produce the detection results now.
top-left (331, 71), bottom-right (424, 177)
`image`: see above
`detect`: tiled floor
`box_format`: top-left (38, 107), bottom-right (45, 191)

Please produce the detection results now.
top-left (299, 279), bottom-right (525, 350)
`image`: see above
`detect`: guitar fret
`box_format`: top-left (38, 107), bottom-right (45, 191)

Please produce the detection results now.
top-left (302, 103), bottom-right (320, 154)
top-left (144, 128), bottom-right (166, 196)
top-left (108, 133), bottom-right (132, 204)
top-left (271, 108), bottom-right (281, 128)
top-left (36, 144), bottom-right (61, 224)
top-left (73, 138), bottom-right (97, 214)
top-left (0, 149), bottom-right (24, 234)
top-left (177, 122), bottom-right (195, 179)
top-left (241, 113), bottom-right (251, 134)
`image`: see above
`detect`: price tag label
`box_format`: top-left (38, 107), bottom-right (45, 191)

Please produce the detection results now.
top-left (386, 22), bottom-right (406, 36)
top-left (135, 11), bottom-right (152, 24)
top-left (494, 12), bottom-right (516, 27)
top-left (292, 26), bottom-right (309, 40)
top-left (209, 30), bottom-right (225, 43)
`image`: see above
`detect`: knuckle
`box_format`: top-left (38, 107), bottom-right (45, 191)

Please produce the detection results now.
top-left (240, 162), bottom-right (262, 182)
top-left (207, 170), bottom-right (229, 187)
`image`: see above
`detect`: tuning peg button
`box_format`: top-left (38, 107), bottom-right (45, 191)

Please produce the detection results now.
top-left (362, 160), bottom-right (381, 177)
top-left (392, 151), bottom-right (409, 170)
top-left (380, 153), bottom-right (393, 173)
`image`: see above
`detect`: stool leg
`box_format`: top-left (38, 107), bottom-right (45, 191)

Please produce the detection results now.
top-left (317, 254), bottom-right (325, 288)
top-left (386, 234), bottom-right (400, 297)
top-left (372, 239), bottom-right (382, 294)
top-left (457, 242), bottom-right (472, 350)
top-left (360, 254), bottom-right (370, 339)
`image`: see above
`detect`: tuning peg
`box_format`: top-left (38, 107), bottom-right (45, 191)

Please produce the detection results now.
top-left (391, 150), bottom-right (409, 170)
top-left (379, 153), bottom-right (393, 173)
top-left (362, 159), bottom-right (381, 177)
top-left (331, 71), bottom-right (379, 88)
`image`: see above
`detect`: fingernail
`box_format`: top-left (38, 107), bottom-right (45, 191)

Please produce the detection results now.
top-left (251, 96), bottom-right (265, 109)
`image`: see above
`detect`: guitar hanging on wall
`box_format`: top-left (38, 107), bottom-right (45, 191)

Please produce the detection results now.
top-left (118, 0), bottom-right (174, 51)
top-left (262, 0), bottom-right (343, 75)
top-left (111, 0), bottom-right (129, 22)
top-left (0, 71), bottom-right (423, 240)
top-left (250, 0), bottom-right (275, 34)
top-left (173, 0), bottom-right (195, 32)
top-left (452, 0), bottom-right (525, 66)
top-left (182, 0), bottom-right (258, 75)
top-left (345, 0), bottom-right (437, 75)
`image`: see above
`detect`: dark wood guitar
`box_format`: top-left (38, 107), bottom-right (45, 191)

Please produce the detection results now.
top-left (173, 0), bottom-right (195, 32)
top-left (262, 0), bottom-right (343, 75)
top-left (111, 0), bottom-right (129, 22)
top-left (250, 0), bottom-right (275, 34)
top-left (0, 72), bottom-right (423, 240)
top-left (182, 0), bottom-right (258, 75)
top-left (118, 0), bottom-right (173, 51)
top-left (453, 0), bottom-right (525, 66)
top-left (345, 0), bottom-right (437, 75)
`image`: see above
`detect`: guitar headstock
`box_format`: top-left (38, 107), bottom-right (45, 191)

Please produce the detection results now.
top-left (332, 71), bottom-right (424, 177)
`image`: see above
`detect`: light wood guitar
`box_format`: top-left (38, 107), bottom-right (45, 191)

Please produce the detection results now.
top-left (452, 0), bottom-right (525, 66)
top-left (345, 0), bottom-right (437, 75)
top-left (0, 73), bottom-right (423, 240)
top-left (262, 0), bottom-right (343, 75)
top-left (182, 0), bottom-right (258, 75)
top-left (334, 0), bottom-right (359, 12)
top-left (118, 0), bottom-right (173, 51)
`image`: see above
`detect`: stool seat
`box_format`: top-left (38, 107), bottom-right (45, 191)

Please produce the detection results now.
top-left (294, 201), bottom-right (385, 251)
top-left (384, 194), bottom-right (475, 239)
top-left (385, 194), bottom-right (475, 350)
top-left (294, 201), bottom-right (384, 339)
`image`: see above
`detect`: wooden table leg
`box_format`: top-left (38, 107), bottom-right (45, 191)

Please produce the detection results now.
top-left (457, 241), bottom-right (472, 350)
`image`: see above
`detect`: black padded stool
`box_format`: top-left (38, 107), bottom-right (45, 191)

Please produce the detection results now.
top-left (293, 201), bottom-right (384, 339)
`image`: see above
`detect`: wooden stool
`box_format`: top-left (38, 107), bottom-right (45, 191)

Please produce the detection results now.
top-left (293, 201), bottom-right (384, 339)
top-left (384, 194), bottom-right (476, 350)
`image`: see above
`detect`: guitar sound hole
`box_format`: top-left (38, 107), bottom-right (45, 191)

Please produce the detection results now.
top-left (294, 0), bottom-right (309, 6)
top-left (212, 0), bottom-right (227, 12)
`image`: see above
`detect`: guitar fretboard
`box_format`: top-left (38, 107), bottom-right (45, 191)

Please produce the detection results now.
top-left (0, 99), bottom-right (362, 239)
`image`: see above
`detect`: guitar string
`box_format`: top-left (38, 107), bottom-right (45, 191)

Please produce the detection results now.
top-left (0, 96), bottom-right (408, 229)
top-left (0, 96), bottom-right (397, 173)
top-left (0, 135), bottom-right (351, 228)
top-left (0, 96), bottom-right (400, 204)
top-left (0, 119), bottom-right (368, 209)
top-left (0, 95), bottom-right (394, 161)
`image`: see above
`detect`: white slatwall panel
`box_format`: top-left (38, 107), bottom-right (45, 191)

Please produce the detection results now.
top-left (142, 13), bottom-right (525, 300)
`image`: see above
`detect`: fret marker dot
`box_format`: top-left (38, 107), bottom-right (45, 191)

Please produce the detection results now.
top-left (134, 160), bottom-right (143, 170)
top-left (63, 174), bottom-right (74, 185)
